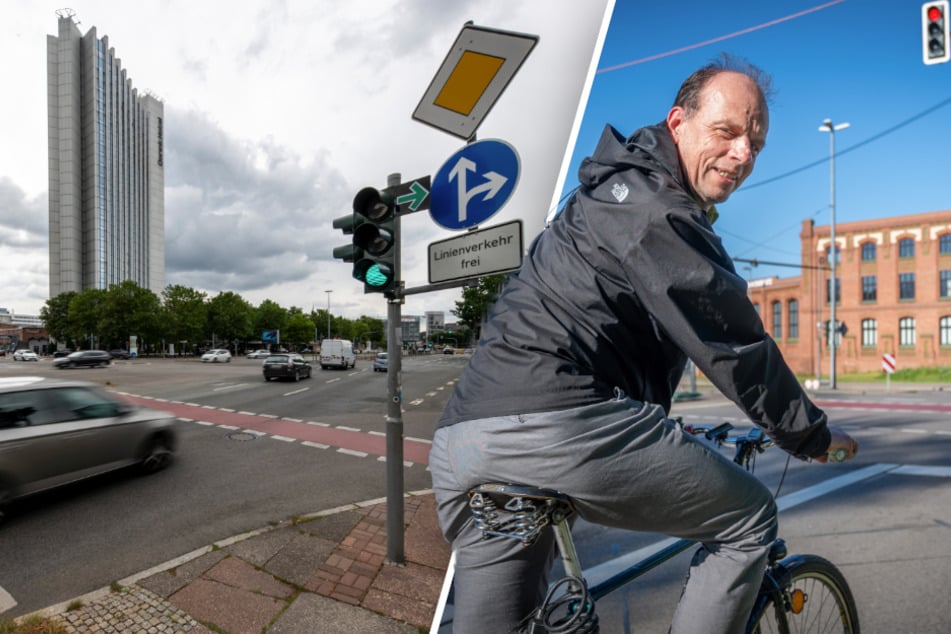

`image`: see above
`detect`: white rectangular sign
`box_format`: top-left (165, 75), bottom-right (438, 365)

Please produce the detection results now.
top-left (428, 220), bottom-right (523, 284)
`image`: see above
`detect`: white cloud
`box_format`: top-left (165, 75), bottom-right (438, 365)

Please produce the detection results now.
top-left (0, 0), bottom-right (611, 319)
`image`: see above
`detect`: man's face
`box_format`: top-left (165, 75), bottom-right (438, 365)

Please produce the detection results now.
top-left (667, 72), bottom-right (768, 210)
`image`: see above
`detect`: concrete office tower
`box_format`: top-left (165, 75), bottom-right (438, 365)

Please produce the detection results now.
top-left (47, 9), bottom-right (165, 299)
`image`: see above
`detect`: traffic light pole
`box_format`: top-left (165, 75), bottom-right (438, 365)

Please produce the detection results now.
top-left (384, 173), bottom-right (405, 566)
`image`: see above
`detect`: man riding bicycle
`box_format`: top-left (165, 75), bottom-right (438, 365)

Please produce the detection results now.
top-left (429, 54), bottom-right (858, 634)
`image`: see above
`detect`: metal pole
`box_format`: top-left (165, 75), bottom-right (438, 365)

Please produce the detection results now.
top-left (385, 172), bottom-right (405, 565)
top-left (325, 290), bottom-right (332, 340)
top-left (828, 126), bottom-right (837, 390)
top-left (820, 119), bottom-right (848, 390)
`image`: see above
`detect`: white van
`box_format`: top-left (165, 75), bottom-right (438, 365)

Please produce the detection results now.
top-left (319, 339), bottom-right (356, 370)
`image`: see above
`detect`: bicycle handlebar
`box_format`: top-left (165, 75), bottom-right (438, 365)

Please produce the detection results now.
top-left (681, 422), bottom-right (775, 449)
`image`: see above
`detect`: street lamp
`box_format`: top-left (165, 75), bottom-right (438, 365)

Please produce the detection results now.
top-left (325, 290), bottom-right (332, 340)
top-left (819, 118), bottom-right (849, 389)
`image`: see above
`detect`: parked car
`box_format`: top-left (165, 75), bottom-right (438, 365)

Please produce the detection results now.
top-left (0, 376), bottom-right (177, 520)
top-left (108, 349), bottom-right (131, 360)
top-left (246, 349), bottom-right (270, 359)
top-left (12, 350), bottom-right (38, 362)
top-left (201, 349), bottom-right (232, 363)
top-left (52, 350), bottom-right (113, 369)
top-left (373, 352), bottom-right (389, 372)
top-left (262, 353), bottom-right (312, 382)
top-left (52, 349), bottom-right (73, 358)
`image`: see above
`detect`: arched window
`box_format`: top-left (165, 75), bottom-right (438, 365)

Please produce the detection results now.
top-left (941, 316), bottom-right (951, 347)
top-left (788, 300), bottom-right (799, 339)
top-left (898, 237), bottom-right (915, 258)
top-left (899, 317), bottom-right (916, 347)
top-left (940, 234), bottom-right (951, 255)
top-left (771, 301), bottom-right (782, 339)
top-left (861, 319), bottom-right (877, 347)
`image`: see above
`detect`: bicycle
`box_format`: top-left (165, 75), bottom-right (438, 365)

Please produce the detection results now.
top-left (466, 421), bottom-right (860, 633)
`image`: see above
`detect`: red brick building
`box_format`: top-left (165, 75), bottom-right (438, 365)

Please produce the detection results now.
top-left (746, 209), bottom-right (951, 376)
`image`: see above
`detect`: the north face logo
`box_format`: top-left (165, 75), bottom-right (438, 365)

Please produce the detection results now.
top-left (611, 182), bottom-right (629, 202)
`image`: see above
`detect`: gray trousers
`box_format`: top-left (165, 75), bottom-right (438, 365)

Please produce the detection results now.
top-left (429, 394), bottom-right (777, 634)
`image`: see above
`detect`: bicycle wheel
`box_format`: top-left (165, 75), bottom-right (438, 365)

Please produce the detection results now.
top-left (747, 554), bottom-right (859, 634)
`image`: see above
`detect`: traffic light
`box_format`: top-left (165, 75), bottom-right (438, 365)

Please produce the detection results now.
top-left (923, 1), bottom-right (950, 65)
top-left (351, 187), bottom-right (399, 295)
top-left (332, 213), bottom-right (363, 265)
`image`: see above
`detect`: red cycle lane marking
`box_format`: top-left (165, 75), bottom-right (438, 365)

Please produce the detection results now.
top-left (122, 396), bottom-right (431, 465)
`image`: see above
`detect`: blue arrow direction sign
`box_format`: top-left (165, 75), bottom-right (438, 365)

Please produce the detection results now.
top-left (388, 175), bottom-right (431, 214)
top-left (430, 139), bottom-right (519, 230)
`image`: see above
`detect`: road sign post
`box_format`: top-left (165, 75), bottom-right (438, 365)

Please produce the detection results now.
top-left (882, 352), bottom-right (897, 391)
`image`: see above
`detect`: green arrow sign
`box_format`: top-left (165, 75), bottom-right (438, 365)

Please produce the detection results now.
top-left (388, 175), bottom-right (431, 214)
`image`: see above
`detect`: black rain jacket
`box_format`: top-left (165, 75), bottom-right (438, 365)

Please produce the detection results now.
top-left (437, 123), bottom-right (831, 460)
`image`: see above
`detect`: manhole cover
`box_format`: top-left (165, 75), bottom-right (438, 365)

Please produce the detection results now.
top-left (227, 432), bottom-right (258, 442)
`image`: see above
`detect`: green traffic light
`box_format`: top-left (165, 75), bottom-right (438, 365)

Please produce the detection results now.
top-left (365, 263), bottom-right (393, 288)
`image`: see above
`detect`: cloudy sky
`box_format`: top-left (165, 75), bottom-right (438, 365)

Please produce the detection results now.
top-left (0, 0), bottom-right (611, 320)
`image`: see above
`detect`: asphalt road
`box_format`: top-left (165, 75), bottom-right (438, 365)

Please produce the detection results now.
top-left (542, 390), bottom-right (951, 633)
top-left (0, 353), bottom-right (466, 617)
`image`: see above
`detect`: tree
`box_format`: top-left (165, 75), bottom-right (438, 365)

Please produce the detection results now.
top-left (206, 291), bottom-right (253, 346)
top-left (284, 312), bottom-right (316, 348)
top-left (452, 274), bottom-right (508, 342)
top-left (350, 315), bottom-right (386, 348)
top-left (254, 299), bottom-right (287, 340)
top-left (40, 291), bottom-right (77, 348)
top-left (162, 285), bottom-right (208, 352)
top-left (69, 288), bottom-right (108, 348)
top-left (100, 281), bottom-right (162, 350)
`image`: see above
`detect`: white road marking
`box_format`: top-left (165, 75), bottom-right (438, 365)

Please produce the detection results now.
top-left (303, 441), bottom-right (330, 449)
top-left (0, 585), bottom-right (16, 613)
top-left (338, 448), bottom-right (368, 458)
top-left (282, 389), bottom-right (308, 397)
top-left (270, 435), bottom-right (295, 442)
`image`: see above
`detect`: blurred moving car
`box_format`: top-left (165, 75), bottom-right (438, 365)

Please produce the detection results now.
top-left (108, 349), bottom-right (131, 360)
top-left (0, 376), bottom-right (177, 519)
top-left (443, 347), bottom-right (455, 355)
top-left (52, 349), bottom-right (73, 358)
top-left (12, 350), bottom-right (38, 362)
top-left (263, 353), bottom-right (312, 382)
top-left (373, 352), bottom-right (389, 372)
top-left (52, 350), bottom-right (113, 369)
top-left (246, 349), bottom-right (270, 359)
top-left (201, 349), bottom-right (232, 363)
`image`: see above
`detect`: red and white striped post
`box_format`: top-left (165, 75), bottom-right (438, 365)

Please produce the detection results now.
top-left (882, 353), bottom-right (896, 390)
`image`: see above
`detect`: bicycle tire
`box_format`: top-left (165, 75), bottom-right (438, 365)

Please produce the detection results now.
top-left (747, 554), bottom-right (859, 634)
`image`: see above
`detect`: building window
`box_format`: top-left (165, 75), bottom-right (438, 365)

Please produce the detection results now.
top-left (899, 317), bottom-right (916, 346)
top-left (940, 234), bottom-right (951, 255)
top-left (861, 319), bottom-right (877, 347)
top-left (771, 301), bottom-right (782, 339)
top-left (899, 273), bottom-right (916, 300)
top-left (898, 237), bottom-right (915, 258)
top-left (861, 275), bottom-right (877, 302)
top-left (941, 270), bottom-right (951, 299)
top-left (860, 241), bottom-right (876, 261)
top-left (826, 278), bottom-right (840, 304)
top-left (788, 299), bottom-right (799, 339)
top-left (941, 316), bottom-right (951, 346)
top-left (826, 244), bottom-right (841, 265)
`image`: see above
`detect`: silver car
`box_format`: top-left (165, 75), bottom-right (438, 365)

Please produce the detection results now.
top-left (0, 377), bottom-right (177, 519)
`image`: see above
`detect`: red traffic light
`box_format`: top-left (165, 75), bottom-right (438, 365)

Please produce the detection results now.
top-left (923, 0), bottom-right (950, 65)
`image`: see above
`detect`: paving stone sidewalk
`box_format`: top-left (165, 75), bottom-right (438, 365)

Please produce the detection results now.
top-left (28, 491), bottom-right (451, 633)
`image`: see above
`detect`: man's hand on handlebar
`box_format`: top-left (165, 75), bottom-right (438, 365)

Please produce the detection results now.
top-left (814, 425), bottom-right (859, 463)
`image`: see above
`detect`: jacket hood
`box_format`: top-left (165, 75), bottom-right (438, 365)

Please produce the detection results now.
top-left (579, 122), bottom-right (683, 191)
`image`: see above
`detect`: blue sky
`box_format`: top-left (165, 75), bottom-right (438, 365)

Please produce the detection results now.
top-left (561, 0), bottom-right (951, 282)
